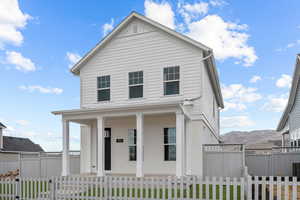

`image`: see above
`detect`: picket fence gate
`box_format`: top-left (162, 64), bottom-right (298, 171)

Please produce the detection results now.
top-left (0, 175), bottom-right (299, 200)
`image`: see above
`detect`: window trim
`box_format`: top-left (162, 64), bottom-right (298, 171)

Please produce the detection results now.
top-left (128, 128), bottom-right (137, 161)
top-left (163, 127), bottom-right (176, 161)
top-left (128, 71), bottom-right (144, 99)
top-left (97, 75), bottom-right (111, 102)
top-left (163, 66), bottom-right (180, 96)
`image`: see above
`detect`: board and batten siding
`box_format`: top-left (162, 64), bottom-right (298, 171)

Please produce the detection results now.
top-left (289, 80), bottom-right (300, 139)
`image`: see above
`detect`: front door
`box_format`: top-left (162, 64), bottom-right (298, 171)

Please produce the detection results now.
top-left (104, 128), bottom-right (111, 171)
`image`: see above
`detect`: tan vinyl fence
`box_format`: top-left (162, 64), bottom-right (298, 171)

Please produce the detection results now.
top-left (0, 151), bottom-right (80, 177)
top-left (203, 144), bottom-right (246, 178)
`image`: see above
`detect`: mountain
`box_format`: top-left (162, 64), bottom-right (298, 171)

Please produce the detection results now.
top-left (221, 130), bottom-right (282, 149)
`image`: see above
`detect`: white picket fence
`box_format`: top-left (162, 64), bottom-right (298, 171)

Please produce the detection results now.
top-left (0, 175), bottom-right (299, 200)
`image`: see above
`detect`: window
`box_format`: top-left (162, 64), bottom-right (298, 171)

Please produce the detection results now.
top-left (164, 128), bottom-right (176, 161)
top-left (164, 66), bottom-right (180, 95)
top-left (128, 129), bottom-right (137, 161)
top-left (129, 71), bottom-right (143, 99)
top-left (97, 76), bottom-right (110, 101)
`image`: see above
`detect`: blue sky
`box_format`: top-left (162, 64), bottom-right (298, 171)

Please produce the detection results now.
top-left (0, 0), bottom-right (299, 151)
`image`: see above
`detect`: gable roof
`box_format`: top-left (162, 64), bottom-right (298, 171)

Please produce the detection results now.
top-left (1, 136), bottom-right (44, 152)
top-left (70, 11), bottom-right (224, 108)
top-left (71, 11), bottom-right (211, 75)
top-left (0, 122), bottom-right (6, 129)
top-left (277, 54), bottom-right (300, 131)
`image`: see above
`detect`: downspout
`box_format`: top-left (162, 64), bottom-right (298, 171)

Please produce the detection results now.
top-left (178, 50), bottom-right (220, 142)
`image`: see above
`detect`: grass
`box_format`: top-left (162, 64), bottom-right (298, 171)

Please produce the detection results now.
top-left (82, 184), bottom-right (241, 200)
top-left (0, 181), bottom-right (242, 200)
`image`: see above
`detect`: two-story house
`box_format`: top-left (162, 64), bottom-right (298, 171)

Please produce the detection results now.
top-left (52, 12), bottom-right (224, 177)
top-left (277, 54), bottom-right (300, 148)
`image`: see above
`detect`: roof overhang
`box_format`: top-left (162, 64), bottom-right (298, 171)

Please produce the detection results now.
top-left (205, 51), bottom-right (224, 108)
top-left (52, 100), bottom-right (182, 116)
top-left (0, 122), bottom-right (6, 129)
top-left (277, 54), bottom-right (300, 131)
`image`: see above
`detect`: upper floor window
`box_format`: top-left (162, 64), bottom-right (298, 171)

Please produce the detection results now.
top-left (97, 75), bottom-right (110, 102)
top-left (164, 128), bottom-right (176, 161)
top-left (129, 71), bottom-right (143, 99)
top-left (164, 66), bottom-right (180, 95)
top-left (128, 129), bottom-right (137, 161)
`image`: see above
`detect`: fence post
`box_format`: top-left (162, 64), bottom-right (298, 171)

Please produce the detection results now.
top-left (49, 178), bottom-right (55, 200)
top-left (15, 177), bottom-right (21, 200)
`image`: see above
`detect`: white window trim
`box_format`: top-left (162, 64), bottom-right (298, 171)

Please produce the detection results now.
top-left (128, 128), bottom-right (137, 161)
top-left (97, 76), bottom-right (111, 102)
top-left (163, 66), bottom-right (180, 96)
top-left (164, 127), bottom-right (176, 161)
top-left (128, 71), bottom-right (144, 99)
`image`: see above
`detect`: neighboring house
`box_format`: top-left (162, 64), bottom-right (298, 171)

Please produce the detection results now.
top-left (0, 122), bottom-right (6, 149)
top-left (52, 12), bottom-right (224, 177)
top-left (277, 54), bottom-right (300, 147)
top-left (0, 122), bottom-right (44, 152)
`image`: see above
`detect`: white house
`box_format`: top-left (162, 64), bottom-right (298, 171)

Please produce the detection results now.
top-left (52, 12), bottom-right (224, 177)
top-left (277, 54), bottom-right (300, 147)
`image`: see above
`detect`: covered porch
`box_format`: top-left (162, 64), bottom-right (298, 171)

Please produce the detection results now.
top-left (53, 104), bottom-right (187, 177)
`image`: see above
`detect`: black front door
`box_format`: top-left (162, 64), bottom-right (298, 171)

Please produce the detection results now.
top-left (104, 128), bottom-right (111, 171)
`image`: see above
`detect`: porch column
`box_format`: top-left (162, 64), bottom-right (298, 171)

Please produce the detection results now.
top-left (136, 113), bottom-right (144, 177)
top-left (97, 116), bottom-right (105, 176)
top-left (176, 111), bottom-right (185, 177)
top-left (62, 119), bottom-right (70, 176)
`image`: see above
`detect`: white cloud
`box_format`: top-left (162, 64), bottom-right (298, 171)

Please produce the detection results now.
top-left (178, 2), bottom-right (209, 23)
top-left (186, 15), bottom-right (256, 66)
top-left (263, 94), bottom-right (288, 112)
top-left (221, 115), bottom-right (255, 128)
top-left (276, 40), bottom-right (300, 52)
top-left (222, 84), bottom-right (262, 102)
top-left (249, 75), bottom-right (262, 83)
top-left (0, 0), bottom-right (31, 48)
top-left (19, 85), bottom-right (63, 95)
top-left (66, 52), bottom-right (81, 69)
top-left (144, 0), bottom-right (175, 29)
top-left (143, 1), bottom-right (256, 66)
top-left (102, 18), bottom-right (114, 36)
top-left (223, 101), bottom-right (246, 112)
top-left (5, 51), bottom-right (36, 72)
top-left (16, 120), bottom-right (29, 126)
top-left (222, 84), bottom-right (262, 111)
top-left (276, 74), bottom-right (292, 88)
top-left (209, 0), bottom-right (227, 7)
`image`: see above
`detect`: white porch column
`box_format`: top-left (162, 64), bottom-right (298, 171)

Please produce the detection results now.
top-left (62, 119), bottom-right (70, 176)
top-left (80, 125), bottom-right (92, 173)
top-left (176, 111), bottom-right (185, 177)
top-left (97, 116), bottom-right (105, 176)
top-left (136, 113), bottom-right (144, 177)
